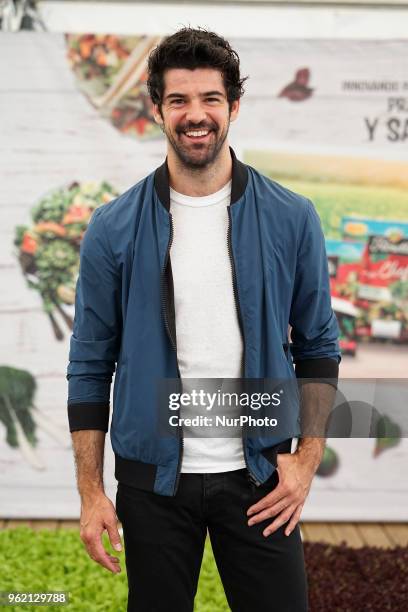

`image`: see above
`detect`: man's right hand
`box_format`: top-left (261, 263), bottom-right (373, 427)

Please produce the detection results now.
top-left (80, 492), bottom-right (123, 574)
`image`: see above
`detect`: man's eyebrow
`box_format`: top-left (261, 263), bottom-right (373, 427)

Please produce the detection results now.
top-left (201, 91), bottom-right (225, 98)
top-left (164, 90), bottom-right (226, 101)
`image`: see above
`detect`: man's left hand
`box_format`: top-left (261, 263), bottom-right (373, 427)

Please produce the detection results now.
top-left (246, 451), bottom-right (315, 537)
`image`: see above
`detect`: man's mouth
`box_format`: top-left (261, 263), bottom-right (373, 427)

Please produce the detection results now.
top-left (180, 129), bottom-right (214, 141)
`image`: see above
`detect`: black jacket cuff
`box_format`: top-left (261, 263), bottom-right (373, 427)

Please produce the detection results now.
top-left (68, 402), bottom-right (110, 433)
top-left (295, 357), bottom-right (339, 388)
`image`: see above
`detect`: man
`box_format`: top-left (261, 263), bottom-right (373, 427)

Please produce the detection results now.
top-left (67, 27), bottom-right (340, 611)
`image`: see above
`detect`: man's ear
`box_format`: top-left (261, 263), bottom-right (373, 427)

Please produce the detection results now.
top-left (229, 99), bottom-right (240, 123)
top-left (152, 103), bottom-right (164, 126)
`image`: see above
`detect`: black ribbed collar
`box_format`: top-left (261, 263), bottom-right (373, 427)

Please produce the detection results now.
top-left (154, 146), bottom-right (248, 212)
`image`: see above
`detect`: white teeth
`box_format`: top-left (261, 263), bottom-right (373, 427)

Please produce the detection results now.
top-left (185, 130), bottom-right (210, 137)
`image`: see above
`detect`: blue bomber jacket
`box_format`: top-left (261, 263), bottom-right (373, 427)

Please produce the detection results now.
top-left (67, 147), bottom-right (341, 496)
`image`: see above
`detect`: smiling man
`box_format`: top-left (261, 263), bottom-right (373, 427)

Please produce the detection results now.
top-left (67, 27), bottom-right (340, 612)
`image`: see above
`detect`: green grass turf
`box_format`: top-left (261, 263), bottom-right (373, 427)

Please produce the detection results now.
top-left (0, 527), bottom-right (229, 611)
top-left (262, 177), bottom-right (408, 239)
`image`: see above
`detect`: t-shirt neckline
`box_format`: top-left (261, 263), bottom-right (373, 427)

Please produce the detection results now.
top-left (170, 180), bottom-right (232, 208)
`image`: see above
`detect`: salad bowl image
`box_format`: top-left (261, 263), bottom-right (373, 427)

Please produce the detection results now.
top-left (14, 181), bottom-right (118, 340)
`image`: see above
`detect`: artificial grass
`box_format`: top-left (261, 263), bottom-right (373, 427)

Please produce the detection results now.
top-left (0, 527), bottom-right (228, 611)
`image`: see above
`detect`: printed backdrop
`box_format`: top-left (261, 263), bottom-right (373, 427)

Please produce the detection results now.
top-left (1, 33), bottom-right (407, 519)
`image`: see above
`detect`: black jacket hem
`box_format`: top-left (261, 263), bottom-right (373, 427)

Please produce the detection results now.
top-left (115, 454), bottom-right (158, 492)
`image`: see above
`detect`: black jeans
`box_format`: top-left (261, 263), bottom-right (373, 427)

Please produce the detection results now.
top-left (116, 468), bottom-right (308, 612)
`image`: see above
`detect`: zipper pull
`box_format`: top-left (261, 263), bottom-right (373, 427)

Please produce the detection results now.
top-left (247, 470), bottom-right (261, 487)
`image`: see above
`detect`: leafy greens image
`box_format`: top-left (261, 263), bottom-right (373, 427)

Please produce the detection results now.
top-left (0, 366), bottom-right (71, 468)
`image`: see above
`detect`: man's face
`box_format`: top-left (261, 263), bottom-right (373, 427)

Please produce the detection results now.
top-left (152, 67), bottom-right (239, 169)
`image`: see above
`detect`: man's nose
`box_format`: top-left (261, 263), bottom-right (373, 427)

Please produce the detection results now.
top-left (185, 100), bottom-right (207, 125)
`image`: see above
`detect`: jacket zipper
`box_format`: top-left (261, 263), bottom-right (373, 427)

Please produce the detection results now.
top-left (161, 214), bottom-right (184, 495)
top-left (227, 206), bottom-right (261, 487)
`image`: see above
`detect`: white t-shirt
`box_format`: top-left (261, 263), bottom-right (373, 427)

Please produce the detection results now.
top-left (169, 180), bottom-right (246, 473)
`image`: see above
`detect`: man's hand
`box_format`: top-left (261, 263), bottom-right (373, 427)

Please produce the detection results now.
top-left (246, 449), bottom-right (317, 538)
top-left (80, 492), bottom-right (123, 574)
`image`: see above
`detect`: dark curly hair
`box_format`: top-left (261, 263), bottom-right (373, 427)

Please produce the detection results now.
top-left (147, 27), bottom-right (248, 113)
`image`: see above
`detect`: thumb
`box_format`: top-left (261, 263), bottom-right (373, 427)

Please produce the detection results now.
top-left (105, 518), bottom-right (122, 552)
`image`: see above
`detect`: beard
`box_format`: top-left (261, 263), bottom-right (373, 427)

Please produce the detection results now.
top-left (162, 118), bottom-right (230, 169)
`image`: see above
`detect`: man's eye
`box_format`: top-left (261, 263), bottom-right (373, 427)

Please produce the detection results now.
top-left (171, 99), bottom-right (184, 105)
top-left (206, 98), bottom-right (220, 103)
